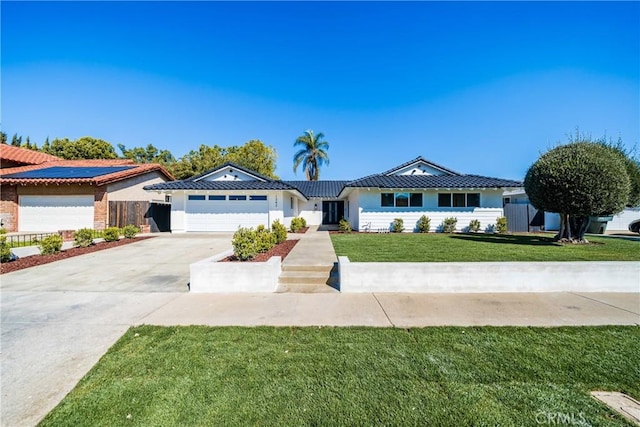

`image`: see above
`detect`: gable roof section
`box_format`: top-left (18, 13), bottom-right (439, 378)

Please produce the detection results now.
top-left (382, 156), bottom-right (461, 176)
top-left (0, 144), bottom-right (61, 165)
top-left (0, 159), bottom-right (174, 185)
top-left (344, 174), bottom-right (522, 189)
top-left (283, 181), bottom-right (348, 199)
top-left (189, 162), bottom-right (272, 182)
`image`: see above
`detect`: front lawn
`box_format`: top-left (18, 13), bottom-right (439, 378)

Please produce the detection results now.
top-left (41, 326), bottom-right (639, 426)
top-left (331, 233), bottom-right (640, 262)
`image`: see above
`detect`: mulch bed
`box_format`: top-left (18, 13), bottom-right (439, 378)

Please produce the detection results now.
top-left (0, 236), bottom-right (154, 274)
top-left (291, 227), bottom-right (309, 234)
top-left (221, 239), bottom-right (299, 262)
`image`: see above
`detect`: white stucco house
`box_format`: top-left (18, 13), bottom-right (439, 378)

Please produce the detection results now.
top-left (144, 156), bottom-right (523, 233)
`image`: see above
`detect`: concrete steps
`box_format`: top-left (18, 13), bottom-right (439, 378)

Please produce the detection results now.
top-left (277, 264), bottom-right (339, 293)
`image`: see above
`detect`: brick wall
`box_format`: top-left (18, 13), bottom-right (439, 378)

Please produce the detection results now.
top-left (0, 185), bottom-right (18, 231)
top-left (94, 186), bottom-right (108, 230)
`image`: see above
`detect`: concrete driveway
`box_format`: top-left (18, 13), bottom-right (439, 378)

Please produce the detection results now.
top-left (1, 233), bottom-right (232, 427)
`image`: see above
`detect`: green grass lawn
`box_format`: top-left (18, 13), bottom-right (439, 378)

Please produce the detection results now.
top-left (331, 233), bottom-right (640, 262)
top-left (41, 326), bottom-right (639, 426)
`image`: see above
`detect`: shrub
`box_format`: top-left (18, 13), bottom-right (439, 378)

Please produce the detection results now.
top-left (496, 216), bottom-right (508, 234)
top-left (255, 225), bottom-right (277, 253)
top-left (0, 227), bottom-right (7, 234)
top-left (290, 217), bottom-right (306, 233)
top-left (468, 219), bottom-right (481, 232)
top-left (392, 218), bottom-right (404, 233)
top-left (122, 224), bottom-right (140, 239)
top-left (271, 220), bottom-right (287, 244)
top-left (40, 234), bottom-right (63, 255)
top-left (441, 217), bottom-right (457, 233)
top-left (0, 236), bottom-right (12, 262)
top-left (338, 218), bottom-right (352, 233)
top-left (74, 228), bottom-right (95, 247)
top-left (103, 227), bottom-right (121, 242)
top-left (232, 227), bottom-right (257, 261)
top-left (416, 215), bottom-right (431, 233)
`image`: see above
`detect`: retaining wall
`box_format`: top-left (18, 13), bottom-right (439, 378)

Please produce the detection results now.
top-left (190, 250), bottom-right (281, 292)
top-left (338, 257), bottom-right (639, 293)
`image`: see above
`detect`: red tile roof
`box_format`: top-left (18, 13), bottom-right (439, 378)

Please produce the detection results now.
top-left (0, 144), bottom-right (61, 165)
top-left (0, 159), bottom-right (174, 185)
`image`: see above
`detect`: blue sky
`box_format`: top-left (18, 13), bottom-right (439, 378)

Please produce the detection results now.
top-left (2, 1), bottom-right (638, 181)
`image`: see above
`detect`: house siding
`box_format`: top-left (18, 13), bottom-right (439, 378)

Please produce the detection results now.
top-left (106, 171), bottom-right (167, 201)
top-left (355, 189), bottom-right (504, 232)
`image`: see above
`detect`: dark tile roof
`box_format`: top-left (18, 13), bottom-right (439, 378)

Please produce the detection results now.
top-left (381, 156), bottom-right (461, 176)
top-left (284, 181), bottom-right (348, 198)
top-left (144, 180), bottom-right (298, 192)
top-left (344, 174), bottom-right (523, 189)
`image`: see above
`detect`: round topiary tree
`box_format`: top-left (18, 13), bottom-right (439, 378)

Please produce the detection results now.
top-left (524, 142), bottom-right (630, 243)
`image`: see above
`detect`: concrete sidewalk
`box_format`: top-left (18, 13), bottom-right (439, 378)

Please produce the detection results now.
top-left (140, 292), bottom-right (640, 327)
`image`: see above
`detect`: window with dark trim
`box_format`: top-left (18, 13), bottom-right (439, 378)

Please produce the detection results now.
top-left (229, 195), bottom-right (247, 201)
top-left (381, 192), bottom-right (423, 207)
top-left (410, 193), bottom-right (423, 207)
top-left (467, 193), bottom-right (480, 207)
top-left (438, 193), bottom-right (451, 207)
top-left (381, 193), bottom-right (394, 207)
top-left (250, 195), bottom-right (267, 201)
top-left (395, 193), bottom-right (409, 207)
top-left (290, 197), bottom-right (294, 209)
top-left (188, 195), bottom-right (206, 201)
top-left (209, 195), bottom-right (225, 201)
top-left (438, 193), bottom-right (481, 208)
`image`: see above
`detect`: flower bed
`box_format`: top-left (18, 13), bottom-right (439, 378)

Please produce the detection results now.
top-left (0, 237), bottom-right (153, 274)
top-left (221, 239), bottom-right (298, 262)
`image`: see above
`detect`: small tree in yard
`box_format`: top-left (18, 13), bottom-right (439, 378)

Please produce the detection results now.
top-left (524, 139), bottom-right (630, 243)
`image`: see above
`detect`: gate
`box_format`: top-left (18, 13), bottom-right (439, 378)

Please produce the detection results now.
top-left (108, 201), bottom-right (171, 232)
top-left (504, 204), bottom-right (544, 232)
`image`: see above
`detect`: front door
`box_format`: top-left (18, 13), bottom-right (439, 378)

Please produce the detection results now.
top-left (322, 201), bottom-right (344, 225)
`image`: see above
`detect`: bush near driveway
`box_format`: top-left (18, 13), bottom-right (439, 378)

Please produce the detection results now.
top-left (40, 326), bottom-right (639, 426)
top-left (39, 234), bottom-right (63, 255)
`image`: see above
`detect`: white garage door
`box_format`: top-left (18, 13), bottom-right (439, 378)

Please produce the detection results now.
top-left (185, 195), bottom-right (269, 232)
top-left (19, 195), bottom-right (94, 232)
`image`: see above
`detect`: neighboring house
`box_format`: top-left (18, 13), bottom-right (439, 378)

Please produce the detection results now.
top-left (500, 188), bottom-right (640, 232)
top-left (0, 144), bottom-right (60, 168)
top-left (144, 157), bottom-right (522, 233)
top-left (0, 146), bottom-right (173, 232)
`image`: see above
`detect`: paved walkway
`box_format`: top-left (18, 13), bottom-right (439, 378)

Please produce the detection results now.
top-left (281, 226), bottom-right (337, 268)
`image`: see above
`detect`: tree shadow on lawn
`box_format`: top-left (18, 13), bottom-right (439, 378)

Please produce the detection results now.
top-left (449, 233), bottom-right (562, 246)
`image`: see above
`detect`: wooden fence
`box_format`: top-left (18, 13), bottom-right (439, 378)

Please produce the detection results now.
top-left (108, 201), bottom-right (171, 232)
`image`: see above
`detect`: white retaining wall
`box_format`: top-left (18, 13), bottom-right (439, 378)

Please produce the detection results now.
top-left (338, 257), bottom-right (639, 293)
top-left (190, 250), bottom-right (281, 292)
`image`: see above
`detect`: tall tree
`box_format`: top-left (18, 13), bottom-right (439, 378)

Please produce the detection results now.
top-left (1, 132), bottom-right (7, 144)
top-left (524, 139), bottom-right (630, 243)
top-left (118, 143), bottom-right (176, 165)
top-left (10, 134), bottom-right (22, 147)
top-left (42, 136), bottom-right (118, 159)
top-left (170, 140), bottom-right (278, 180)
top-left (293, 130), bottom-right (329, 181)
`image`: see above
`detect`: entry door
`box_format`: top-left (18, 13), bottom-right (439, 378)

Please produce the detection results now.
top-left (322, 201), bottom-right (344, 225)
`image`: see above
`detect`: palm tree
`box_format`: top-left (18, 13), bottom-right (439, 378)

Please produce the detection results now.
top-left (293, 130), bottom-right (329, 181)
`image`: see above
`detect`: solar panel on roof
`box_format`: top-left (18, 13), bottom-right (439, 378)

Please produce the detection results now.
top-left (2, 166), bottom-right (135, 179)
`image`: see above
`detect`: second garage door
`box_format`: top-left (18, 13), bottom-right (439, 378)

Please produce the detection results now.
top-left (185, 195), bottom-right (269, 232)
top-left (19, 195), bottom-right (94, 232)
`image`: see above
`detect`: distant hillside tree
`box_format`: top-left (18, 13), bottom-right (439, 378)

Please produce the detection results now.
top-left (293, 130), bottom-right (329, 181)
